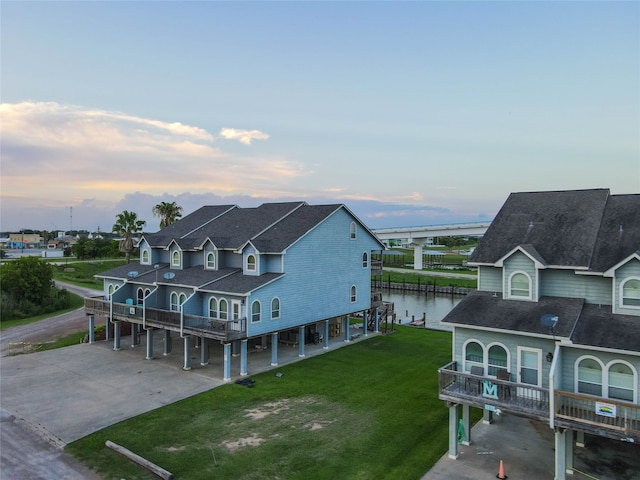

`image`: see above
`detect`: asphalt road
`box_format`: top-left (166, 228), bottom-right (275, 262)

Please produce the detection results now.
top-left (1, 281), bottom-right (103, 479)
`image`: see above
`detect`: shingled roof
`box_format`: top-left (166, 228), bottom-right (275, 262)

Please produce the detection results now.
top-left (469, 189), bottom-right (640, 273)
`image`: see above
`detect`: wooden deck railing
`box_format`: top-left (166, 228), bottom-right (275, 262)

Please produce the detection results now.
top-left (84, 297), bottom-right (247, 341)
top-left (555, 390), bottom-right (640, 442)
top-left (439, 362), bottom-right (550, 421)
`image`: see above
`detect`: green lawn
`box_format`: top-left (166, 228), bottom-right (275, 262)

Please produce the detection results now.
top-left (67, 327), bottom-right (470, 480)
top-left (53, 259), bottom-right (126, 289)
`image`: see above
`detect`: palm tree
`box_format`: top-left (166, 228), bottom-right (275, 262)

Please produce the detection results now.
top-left (152, 201), bottom-right (183, 229)
top-left (112, 210), bottom-right (146, 264)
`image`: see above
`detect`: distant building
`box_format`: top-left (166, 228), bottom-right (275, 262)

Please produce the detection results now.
top-left (8, 233), bottom-right (42, 249)
top-left (438, 189), bottom-right (640, 480)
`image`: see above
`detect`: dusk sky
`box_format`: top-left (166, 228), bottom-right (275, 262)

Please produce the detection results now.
top-left (1, 1), bottom-right (638, 233)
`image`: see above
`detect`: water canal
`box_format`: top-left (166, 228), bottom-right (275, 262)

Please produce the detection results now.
top-left (382, 289), bottom-right (463, 332)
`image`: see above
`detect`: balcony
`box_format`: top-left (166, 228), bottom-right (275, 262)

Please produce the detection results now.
top-left (555, 391), bottom-right (640, 443)
top-left (84, 297), bottom-right (247, 341)
top-left (438, 361), bottom-right (549, 422)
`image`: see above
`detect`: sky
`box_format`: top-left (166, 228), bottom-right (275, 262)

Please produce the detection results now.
top-left (1, 1), bottom-right (639, 234)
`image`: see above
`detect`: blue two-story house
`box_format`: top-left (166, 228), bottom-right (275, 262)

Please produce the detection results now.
top-left (438, 189), bottom-right (640, 480)
top-left (85, 201), bottom-right (385, 380)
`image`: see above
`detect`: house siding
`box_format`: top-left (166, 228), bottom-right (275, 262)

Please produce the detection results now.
top-left (614, 259), bottom-right (640, 315)
top-left (245, 209), bottom-right (379, 337)
top-left (478, 266), bottom-right (502, 293)
top-left (541, 270), bottom-right (611, 305)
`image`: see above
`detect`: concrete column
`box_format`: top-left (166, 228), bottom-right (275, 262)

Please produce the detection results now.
top-left (113, 322), bottom-right (121, 351)
top-left (554, 429), bottom-right (568, 480)
top-left (145, 328), bottom-right (154, 360)
top-left (106, 317), bottom-right (111, 340)
top-left (343, 316), bottom-right (350, 342)
top-left (261, 335), bottom-right (267, 349)
top-left (566, 429), bottom-right (574, 475)
top-left (88, 316), bottom-right (95, 344)
top-left (298, 326), bottom-right (305, 357)
top-left (183, 336), bottom-right (191, 371)
top-left (413, 244), bottom-right (422, 270)
top-left (271, 332), bottom-right (279, 366)
top-left (232, 340), bottom-right (240, 357)
top-left (482, 408), bottom-right (493, 424)
top-left (363, 311), bottom-right (368, 337)
top-left (163, 330), bottom-right (172, 355)
top-left (323, 320), bottom-right (329, 350)
top-left (460, 404), bottom-right (471, 446)
top-left (240, 339), bottom-right (248, 376)
top-left (448, 404), bottom-right (459, 459)
top-left (131, 323), bottom-right (139, 347)
top-left (223, 343), bottom-right (231, 381)
top-left (576, 430), bottom-right (585, 448)
top-left (374, 308), bottom-right (380, 333)
top-left (200, 337), bottom-right (209, 366)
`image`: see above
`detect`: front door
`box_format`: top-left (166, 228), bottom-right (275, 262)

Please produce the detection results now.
top-left (231, 301), bottom-right (242, 331)
top-left (517, 347), bottom-right (542, 399)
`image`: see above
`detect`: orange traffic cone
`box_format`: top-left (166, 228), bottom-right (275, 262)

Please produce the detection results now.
top-left (496, 459), bottom-right (508, 479)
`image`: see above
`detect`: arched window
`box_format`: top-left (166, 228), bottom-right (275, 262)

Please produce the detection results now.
top-left (608, 362), bottom-right (635, 402)
top-left (362, 252), bottom-right (368, 268)
top-left (145, 289), bottom-right (150, 297)
top-left (509, 272), bottom-right (531, 298)
top-left (487, 344), bottom-right (508, 376)
top-left (271, 298), bottom-right (280, 319)
top-left (350, 221), bottom-right (357, 240)
top-left (247, 254), bottom-right (256, 271)
top-left (251, 301), bottom-right (261, 323)
top-left (209, 297), bottom-right (218, 318)
top-left (108, 284), bottom-right (115, 297)
top-left (172, 250), bottom-right (180, 267)
top-left (350, 285), bottom-right (357, 303)
top-left (621, 278), bottom-right (640, 307)
top-left (464, 341), bottom-right (484, 373)
top-left (206, 252), bottom-right (216, 269)
top-left (170, 292), bottom-right (179, 311)
top-left (179, 293), bottom-right (186, 307)
top-left (142, 249), bottom-right (150, 264)
top-left (137, 288), bottom-right (145, 305)
top-left (219, 299), bottom-right (228, 320)
top-left (577, 357), bottom-right (602, 396)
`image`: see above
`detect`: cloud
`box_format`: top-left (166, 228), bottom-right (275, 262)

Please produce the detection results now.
top-left (219, 128), bottom-right (270, 145)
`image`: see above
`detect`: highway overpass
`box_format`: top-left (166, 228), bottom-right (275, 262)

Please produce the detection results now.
top-left (372, 222), bottom-right (491, 269)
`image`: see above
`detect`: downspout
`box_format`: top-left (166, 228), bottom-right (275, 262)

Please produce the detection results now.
top-left (548, 343), bottom-right (560, 429)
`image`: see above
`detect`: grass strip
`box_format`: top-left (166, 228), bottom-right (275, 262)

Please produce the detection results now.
top-left (66, 327), bottom-right (474, 480)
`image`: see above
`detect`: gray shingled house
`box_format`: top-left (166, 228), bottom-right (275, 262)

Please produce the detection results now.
top-left (437, 189), bottom-right (640, 480)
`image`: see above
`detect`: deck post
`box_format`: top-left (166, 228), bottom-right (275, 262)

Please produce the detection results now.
top-left (566, 429), bottom-right (574, 474)
top-left (223, 343), bottom-right (231, 381)
top-left (106, 317), bottom-right (111, 340)
top-left (182, 336), bottom-right (191, 370)
top-left (363, 311), bottom-right (368, 336)
top-left (200, 336), bottom-right (209, 366)
top-left (374, 307), bottom-right (380, 333)
top-left (145, 328), bottom-right (154, 360)
top-left (448, 404), bottom-right (459, 459)
top-left (554, 428), bottom-right (568, 480)
top-left (343, 316), bottom-right (350, 342)
top-left (298, 326), bottom-right (305, 357)
top-left (131, 323), bottom-right (139, 347)
top-left (460, 404), bottom-right (471, 446)
top-left (271, 332), bottom-right (279, 366)
top-left (413, 244), bottom-right (422, 270)
top-left (113, 321), bottom-right (121, 351)
top-left (240, 339), bottom-right (248, 376)
top-left (88, 315), bottom-right (95, 344)
top-left (323, 320), bottom-right (329, 350)
top-left (163, 330), bottom-right (172, 355)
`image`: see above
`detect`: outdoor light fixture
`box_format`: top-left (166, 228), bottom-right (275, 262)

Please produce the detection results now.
top-left (546, 352), bottom-right (554, 362)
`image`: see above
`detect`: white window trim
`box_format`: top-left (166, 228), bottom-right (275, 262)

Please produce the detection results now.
top-left (486, 342), bottom-right (510, 378)
top-left (209, 296), bottom-right (219, 318)
top-left (462, 339), bottom-right (485, 373)
top-left (251, 300), bottom-right (262, 323)
top-left (206, 251), bottom-right (216, 270)
top-left (271, 297), bottom-right (281, 320)
top-left (170, 292), bottom-right (179, 311)
top-left (620, 276), bottom-right (640, 310)
top-left (350, 221), bottom-right (357, 240)
top-left (516, 346), bottom-right (542, 388)
top-left (219, 299), bottom-right (228, 320)
top-left (603, 359), bottom-right (637, 402)
top-left (141, 249), bottom-right (150, 264)
top-left (362, 252), bottom-right (368, 269)
top-left (575, 355), bottom-right (604, 396)
top-left (171, 250), bottom-right (181, 267)
top-left (350, 285), bottom-right (357, 303)
top-left (246, 254), bottom-right (257, 273)
top-left (507, 270), bottom-right (533, 300)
